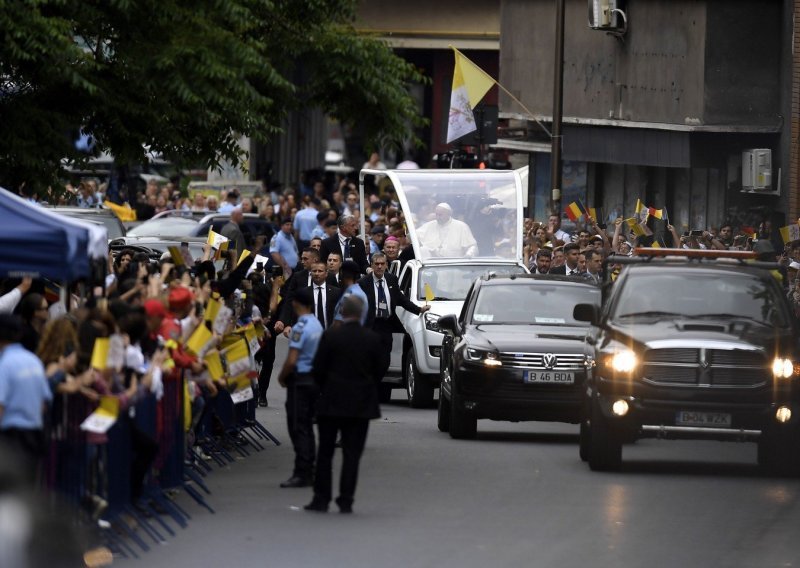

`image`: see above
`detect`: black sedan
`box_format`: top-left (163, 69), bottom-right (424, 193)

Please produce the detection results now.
top-left (438, 274), bottom-right (600, 439)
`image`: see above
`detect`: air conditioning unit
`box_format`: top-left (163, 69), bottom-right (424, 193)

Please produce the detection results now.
top-left (742, 149), bottom-right (772, 190)
top-left (588, 0), bottom-right (626, 29)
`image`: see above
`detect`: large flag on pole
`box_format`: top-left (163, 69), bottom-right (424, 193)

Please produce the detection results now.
top-left (447, 48), bottom-right (496, 143)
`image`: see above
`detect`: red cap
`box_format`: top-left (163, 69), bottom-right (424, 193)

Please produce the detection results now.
top-left (168, 287), bottom-right (194, 310)
top-left (143, 299), bottom-right (167, 319)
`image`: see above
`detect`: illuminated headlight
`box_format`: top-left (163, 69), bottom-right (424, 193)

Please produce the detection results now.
top-left (424, 312), bottom-right (442, 332)
top-left (772, 357), bottom-right (795, 379)
top-left (465, 348), bottom-right (503, 367)
top-left (607, 350), bottom-right (637, 373)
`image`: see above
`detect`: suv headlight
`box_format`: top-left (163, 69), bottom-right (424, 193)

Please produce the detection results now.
top-left (424, 312), bottom-right (442, 333)
top-left (465, 348), bottom-right (503, 367)
top-left (599, 350), bottom-right (638, 377)
top-left (772, 357), bottom-right (796, 379)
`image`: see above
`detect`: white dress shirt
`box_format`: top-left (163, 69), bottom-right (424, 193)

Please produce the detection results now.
top-left (372, 275), bottom-right (391, 317)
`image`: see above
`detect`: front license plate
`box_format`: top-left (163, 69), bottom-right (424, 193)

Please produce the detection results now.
top-left (675, 411), bottom-right (732, 428)
top-left (523, 371), bottom-right (574, 384)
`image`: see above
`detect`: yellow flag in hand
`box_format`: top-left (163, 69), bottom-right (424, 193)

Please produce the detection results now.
top-left (186, 323), bottom-right (213, 356)
top-left (90, 338), bottom-right (110, 370)
top-left (424, 283), bottom-right (435, 303)
top-left (204, 350), bottom-right (224, 381)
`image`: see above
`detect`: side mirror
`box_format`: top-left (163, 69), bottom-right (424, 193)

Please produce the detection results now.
top-left (573, 303), bottom-right (600, 326)
top-left (438, 314), bottom-right (460, 335)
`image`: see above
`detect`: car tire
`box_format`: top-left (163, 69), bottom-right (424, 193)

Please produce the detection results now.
top-left (758, 427), bottom-right (800, 476)
top-left (406, 350), bottom-right (435, 409)
top-left (579, 420), bottom-right (590, 462)
top-left (437, 389), bottom-right (451, 432)
top-left (587, 401), bottom-right (622, 471)
top-left (449, 395), bottom-right (477, 440)
top-left (378, 384), bottom-right (393, 404)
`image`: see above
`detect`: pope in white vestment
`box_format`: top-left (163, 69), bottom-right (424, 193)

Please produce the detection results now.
top-left (416, 203), bottom-right (478, 258)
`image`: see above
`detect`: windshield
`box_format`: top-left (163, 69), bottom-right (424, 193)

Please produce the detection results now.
top-left (612, 271), bottom-right (790, 326)
top-left (380, 170), bottom-right (523, 263)
top-left (418, 264), bottom-right (526, 301)
top-left (472, 283), bottom-right (600, 325)
top-left (127, 217), bottom-right (198, 237)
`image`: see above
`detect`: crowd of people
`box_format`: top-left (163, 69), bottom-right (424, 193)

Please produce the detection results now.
top-left (2, 171), bottom-right (798, 552)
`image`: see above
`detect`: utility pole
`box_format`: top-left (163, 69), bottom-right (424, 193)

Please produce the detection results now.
top-left (550, 0), bottom-right (566, 213)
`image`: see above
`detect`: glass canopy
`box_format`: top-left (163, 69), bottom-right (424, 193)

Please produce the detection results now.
top-left (360, 168), bottom-right (527, 263)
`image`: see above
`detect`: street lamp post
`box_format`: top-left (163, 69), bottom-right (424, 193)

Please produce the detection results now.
top-left (550, 0), bottom-right (566, 212)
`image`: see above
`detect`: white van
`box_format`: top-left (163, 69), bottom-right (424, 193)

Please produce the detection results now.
top-left (360, 168), bottom-right (529, 406)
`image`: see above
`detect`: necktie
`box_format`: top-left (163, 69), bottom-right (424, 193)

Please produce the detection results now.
top-left (376, 280), bottom-right (389, 319)
top-left (343, 238), bottom-right (351, 260)
top-left (316, 286), bottom-right (325, 327)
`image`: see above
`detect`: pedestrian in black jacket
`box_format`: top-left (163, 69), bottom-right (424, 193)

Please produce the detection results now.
top-left (304, 296), bottom-right (387, 514)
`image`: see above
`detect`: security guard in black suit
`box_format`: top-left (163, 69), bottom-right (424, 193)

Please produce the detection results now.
top-left (357, 253), bottom-right (430, 383)
top-left (304, 295), bottom-right (387, 514)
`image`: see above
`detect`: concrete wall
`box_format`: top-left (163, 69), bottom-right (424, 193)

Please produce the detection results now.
top-left (500, 0), bottom-right (782, 127)
top-left (356, 0), bottom-right (500, 37)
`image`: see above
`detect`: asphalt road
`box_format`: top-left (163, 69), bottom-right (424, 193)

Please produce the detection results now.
top-left (117, 337), bottom-right (800, 568)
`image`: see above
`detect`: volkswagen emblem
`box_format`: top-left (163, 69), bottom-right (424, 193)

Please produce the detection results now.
top-left (542, 353), bottom-right (558, 369)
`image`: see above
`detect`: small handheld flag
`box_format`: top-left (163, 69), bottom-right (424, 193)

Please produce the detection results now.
top-left (424, 283), bottom-right (435, 303)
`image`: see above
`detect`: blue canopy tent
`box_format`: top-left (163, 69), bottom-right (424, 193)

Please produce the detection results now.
top-left (0, 187), bottom-right (107, 280)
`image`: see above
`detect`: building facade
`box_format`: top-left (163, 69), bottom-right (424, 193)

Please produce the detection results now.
top-left (498, 0), bottom-right (794, 237)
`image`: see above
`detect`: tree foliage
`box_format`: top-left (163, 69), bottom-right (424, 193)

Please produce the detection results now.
top-left (0, 0), bottom-right (427, 190)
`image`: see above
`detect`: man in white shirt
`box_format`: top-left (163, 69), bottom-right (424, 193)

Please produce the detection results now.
top-left (415, 203), bottom-right (478, 258)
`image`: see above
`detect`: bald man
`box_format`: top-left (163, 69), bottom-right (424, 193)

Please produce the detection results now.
top-left (415, 202), bottom-right (478, 258)
top-left (221, 207), bottom-right (246, 259)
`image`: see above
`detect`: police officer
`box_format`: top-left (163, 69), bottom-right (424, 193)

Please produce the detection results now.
top-left (276, 288), bottom-right (323, 488)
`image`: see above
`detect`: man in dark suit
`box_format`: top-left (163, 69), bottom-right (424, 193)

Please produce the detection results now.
top-left (548, 242), bottom-right (582, 276)
top-left (304, 295), bottom-right (387, 514)
top-left (307, 261), bottom-right (342, 330)
top-left (275, 248), bottom-right (337, 333)
top-left (357, 253), bottom-right (430, 381)
top-left (319, 215), bottom-right (369, 275)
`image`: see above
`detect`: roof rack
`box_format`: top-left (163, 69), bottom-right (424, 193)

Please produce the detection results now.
top-left (606, 248), bottom-right (778, 271)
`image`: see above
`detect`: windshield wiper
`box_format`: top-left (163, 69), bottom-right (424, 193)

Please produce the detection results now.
top-left (617, 311), bottom-right (682, 319)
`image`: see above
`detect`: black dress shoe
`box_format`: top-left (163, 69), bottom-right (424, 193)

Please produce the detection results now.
top-left (258, 398), bottom-right (268, 407)
top-left (303, 500), bottom-right (329, 513)
top-left (335, 497), bottom-right (353, 514)
top-left (280, 476), bottom-right (312, 488)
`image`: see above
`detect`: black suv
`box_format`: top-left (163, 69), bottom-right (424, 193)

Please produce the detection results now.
top-left (438, 274), bottom-right (600, 439)
top-left (574, 249), bottom-right (800, 473)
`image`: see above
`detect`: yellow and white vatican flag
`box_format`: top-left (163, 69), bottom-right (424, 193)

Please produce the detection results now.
top-left (446, 48), bottom-right (496, 143)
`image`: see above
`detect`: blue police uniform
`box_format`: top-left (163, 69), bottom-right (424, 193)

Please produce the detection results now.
top-left (270, 230), bottom-right (299, 270)
top-left (333, 283), bottom-right (369, 326)
top-left (285, 313), bottom-right (323, 482)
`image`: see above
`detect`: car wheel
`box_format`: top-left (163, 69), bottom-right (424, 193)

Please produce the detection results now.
top-left (449, 395), bottom-right (477, 440)
top-left (579, 420), bottom-right (590, 462)
top-left (587, 400), bottom-right (622, 471)
top-left (406, 350), bottom-right (435, 409)
top-left (437, 388), bottom-right (451, 432)
top-left (378, 384), bottom-right (393, 404)
top-left (758, 426), bottom-right (800, 476)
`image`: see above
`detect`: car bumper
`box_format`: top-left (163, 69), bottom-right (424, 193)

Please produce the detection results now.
top-left (454, 363), bottom-right (586, 423)
top-left (592, 376), bottom-right (799, 439)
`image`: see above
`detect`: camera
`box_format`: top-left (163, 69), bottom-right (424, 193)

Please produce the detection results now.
top-left (271, 265), bottom-right (283, 277)
top-left (255, 262), bottom-right (264, 272)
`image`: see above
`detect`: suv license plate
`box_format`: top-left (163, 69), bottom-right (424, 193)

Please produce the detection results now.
top-left (523, 371), bottom-right (574, 384)
top-left (675, 411), bottom-right (732, 428)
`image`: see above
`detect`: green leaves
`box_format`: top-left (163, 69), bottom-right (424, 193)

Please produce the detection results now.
top-left (0, 0), bottom-right (427, 190)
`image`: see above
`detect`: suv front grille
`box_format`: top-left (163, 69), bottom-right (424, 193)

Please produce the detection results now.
top-left (642, 348), bottom-right (768, 388)
top-left (499, 352), bottom-right (586, 370)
